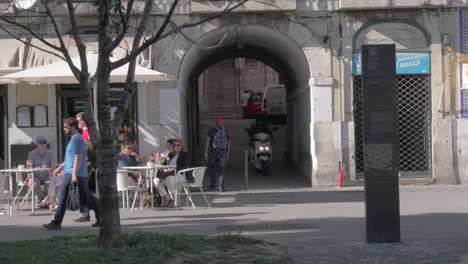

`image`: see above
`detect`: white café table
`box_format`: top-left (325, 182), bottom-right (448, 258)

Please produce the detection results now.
top-left (0, 167), bottom-right (51, 214)
top-left (122, 164), bottom-right (176, 208)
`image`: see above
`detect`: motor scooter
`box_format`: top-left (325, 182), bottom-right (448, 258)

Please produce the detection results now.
top-left (245, 127), bottom-right (277, 176)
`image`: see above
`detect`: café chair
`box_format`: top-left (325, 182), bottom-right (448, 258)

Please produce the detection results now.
top-left (0, 173), bottom-right (13, 217)
top-left (177, 167), bottom-right (211, 210)
top-left (116, 170), bottom-right (142, 212)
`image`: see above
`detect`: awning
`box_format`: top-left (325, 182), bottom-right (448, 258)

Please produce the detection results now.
top-left (0, 52), bottom-right (174, 84)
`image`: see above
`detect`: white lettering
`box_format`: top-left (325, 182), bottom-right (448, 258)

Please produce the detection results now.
top-left (399, 60), bottom-right (420, 68)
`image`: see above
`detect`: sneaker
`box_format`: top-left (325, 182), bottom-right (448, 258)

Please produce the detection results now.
top-left (208, 185), bottom-right (217, 190)
top-left (43, 221), bottom-right (61, 230)
top-left (91, 221), bottom-right (102, 228)
top-left (73, 216), bottom-right (91, 222)
top-left (218, 187), bottom-right (225, 192)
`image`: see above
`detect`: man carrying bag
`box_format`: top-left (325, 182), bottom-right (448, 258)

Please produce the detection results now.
top-left (43, 117), bottom-right (101, 230)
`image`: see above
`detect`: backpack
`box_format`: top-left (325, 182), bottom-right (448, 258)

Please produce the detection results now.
top-left (213, 126), bottom-right (228, 150)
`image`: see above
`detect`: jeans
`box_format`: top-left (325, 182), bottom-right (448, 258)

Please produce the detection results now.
top-left (208, 151), bottom-right (227, 188)
top-left (53, 174), bottom-right (100, 225)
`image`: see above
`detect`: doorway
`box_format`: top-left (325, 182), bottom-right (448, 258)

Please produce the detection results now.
top-left (57, 85), bottom-right (137, 161)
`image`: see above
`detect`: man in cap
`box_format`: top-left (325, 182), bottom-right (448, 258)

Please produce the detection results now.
top-left (28, 136), bottom-right (56, 207)
top-left (205, 117), bottom-right (230, 192)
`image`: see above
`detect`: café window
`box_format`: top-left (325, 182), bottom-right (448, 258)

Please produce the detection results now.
top-left (17, 104), bottom-right (48, 127)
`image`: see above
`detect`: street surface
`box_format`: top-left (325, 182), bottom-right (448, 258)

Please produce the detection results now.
top-left (2, 120), bottom-right (467, 263)
top-left (2, 185), bottom-right (468, 263)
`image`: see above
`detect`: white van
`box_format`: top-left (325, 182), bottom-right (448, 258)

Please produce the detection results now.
top-left (261, 84), bottom-right (286, 117)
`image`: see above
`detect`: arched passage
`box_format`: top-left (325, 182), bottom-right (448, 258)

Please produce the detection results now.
top-left (179, 24), bottom-right (312, 185)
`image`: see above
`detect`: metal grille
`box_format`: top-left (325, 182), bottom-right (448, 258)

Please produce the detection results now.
top-left (462, 90), bottom-right (468, 118)
top-left (460, 8), bottom-right (468, 54)
top-left (354, 74), bottom-right (432, 178)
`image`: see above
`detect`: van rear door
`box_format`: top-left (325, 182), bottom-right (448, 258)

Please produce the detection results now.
top-left (262, 85), bottom-right (286, 115)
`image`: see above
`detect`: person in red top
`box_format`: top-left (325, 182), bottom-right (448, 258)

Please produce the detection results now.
top-left (74, 112), bottom-right (94, 222)
top-left (76, 112), bottom-right (90, 140)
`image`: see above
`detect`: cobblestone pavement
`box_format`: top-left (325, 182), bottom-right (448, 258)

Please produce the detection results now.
top-left (2, 185), bottom-right (468, 263)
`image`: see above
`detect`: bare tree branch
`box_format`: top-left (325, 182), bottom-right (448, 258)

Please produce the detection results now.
top-left (111, 0), bottom-right (248, 69)
top-left (0, 24), bottom-right (68, 63)
top-left (65, 0), bottom-right (89, 79)
top-left (63, 0), bottom-right (100, 147)
top-left (0, 16), bottom-right (63, 53)
top-left (108, 0), bottom-right (135, 52)
top-left (111, 0), bottom-right (153, 133)
top-left (111, 0), bottom-right (180, 70)
top-left (40, 0), bottom-right (81, 76)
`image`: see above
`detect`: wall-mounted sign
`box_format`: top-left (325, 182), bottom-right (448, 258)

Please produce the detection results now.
top-left (353, 52), bottom-right (430, 75)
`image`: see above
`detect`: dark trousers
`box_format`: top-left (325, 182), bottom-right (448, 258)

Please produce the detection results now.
top-left (53, 174), bottom-right (100, 225)
top-left (208, 151), bottom-right (227, 188)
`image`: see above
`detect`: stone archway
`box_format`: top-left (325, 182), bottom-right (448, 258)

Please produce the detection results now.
top-left (178, 24), bottom-right (312, 182)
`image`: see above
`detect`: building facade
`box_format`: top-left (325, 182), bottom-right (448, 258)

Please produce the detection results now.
top-left (0, 0), bottom-right (467, 186)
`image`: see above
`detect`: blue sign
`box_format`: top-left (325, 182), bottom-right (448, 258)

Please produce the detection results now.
top-left (353, 52), bottom-right (430, 75)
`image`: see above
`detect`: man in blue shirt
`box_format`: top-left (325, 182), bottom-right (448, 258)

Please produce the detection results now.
top-left (43, 117), bottom-right (101, 230)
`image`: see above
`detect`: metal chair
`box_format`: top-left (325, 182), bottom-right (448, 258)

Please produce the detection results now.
top-left (0, 173), bottom-right (12, 217)
top-left (177, 167), bottom-right (211, 209)
top-left (11, 171), bottom-right (35, 209)
top-left (116, 170), bottom-right (142, 212)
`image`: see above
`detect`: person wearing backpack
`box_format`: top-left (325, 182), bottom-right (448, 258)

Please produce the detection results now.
top-left (205, 117), bottom-right (230, 192)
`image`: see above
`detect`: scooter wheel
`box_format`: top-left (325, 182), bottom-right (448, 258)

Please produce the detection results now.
top-left (261, 162), bottom-right (269, 176)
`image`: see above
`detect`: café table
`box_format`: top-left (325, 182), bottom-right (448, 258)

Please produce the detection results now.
top-left (0, 167), bottom-right (51, 214)
top-left (122, 164), bottom-right (176, 208)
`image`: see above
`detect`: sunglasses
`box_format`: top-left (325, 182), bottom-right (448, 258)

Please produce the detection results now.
top-left (37, 142), bottom-right (46, 144)
top-left (173, 144), bottom-right (181, 147)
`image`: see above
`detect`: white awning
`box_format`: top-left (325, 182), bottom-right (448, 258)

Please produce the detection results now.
top-left (0, 52), bottom-right (174, 84)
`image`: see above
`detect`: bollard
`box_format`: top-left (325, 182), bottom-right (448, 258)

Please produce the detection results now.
top-left (244, 150), bottom-right (249, 189)
top-left (338, 161), bottom-right (344, 188)
top-left (338, 169), bottom-right (345, 188)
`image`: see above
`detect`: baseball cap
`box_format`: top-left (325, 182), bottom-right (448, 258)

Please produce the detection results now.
top-left (214, 117), bottom-right (223, 124)
top-left (35, 136), bottom-right (46, 144)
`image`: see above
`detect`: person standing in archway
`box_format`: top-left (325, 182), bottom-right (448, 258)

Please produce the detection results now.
top-left (241, 90), bottom-right (251, 118)
top-left (205, 117), bottom-right (230, 192)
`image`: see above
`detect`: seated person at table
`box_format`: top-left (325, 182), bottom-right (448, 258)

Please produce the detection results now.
top-left (117, 143), bottom-right (149, 195)
top-left (46, 171), bottom-right (65, 211)
top-left (160, 138), bottom-right (175, 163)
top-left (154, 139), bottom-right (193, 207)
top-left (28, 136), bottom-right (56, 208)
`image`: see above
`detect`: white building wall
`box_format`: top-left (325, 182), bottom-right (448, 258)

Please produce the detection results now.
top-left (7, 84), bottom-right (58, 164)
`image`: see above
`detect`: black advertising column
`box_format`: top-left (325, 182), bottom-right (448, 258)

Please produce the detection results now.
top-left (362, 44), bottom-right (400, 243)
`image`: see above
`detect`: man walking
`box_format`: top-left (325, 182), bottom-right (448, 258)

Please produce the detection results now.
top-left (205, 117), bottom-right (230, 192)
top-left (43, 117), bottom-right (101, 230)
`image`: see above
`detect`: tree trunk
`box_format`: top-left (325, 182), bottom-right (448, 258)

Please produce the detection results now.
top-left (96, 2), bottom-right (123, 245)
top-left (96, 55), bottom-right (123, 247)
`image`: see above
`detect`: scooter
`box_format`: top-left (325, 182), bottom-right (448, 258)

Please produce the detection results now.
top-left (245, 128), bottom-right (277, 176)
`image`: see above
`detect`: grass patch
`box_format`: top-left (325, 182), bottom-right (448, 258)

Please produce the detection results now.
top-left (0, 232), bottom-right (287, 264)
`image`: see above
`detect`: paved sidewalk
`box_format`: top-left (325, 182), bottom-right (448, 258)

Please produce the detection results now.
top-left (2, 185), bottom-right (468, 263)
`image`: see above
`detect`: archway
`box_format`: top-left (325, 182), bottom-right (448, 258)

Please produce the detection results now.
top-left (179, 24), bottom-right (312, 187)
